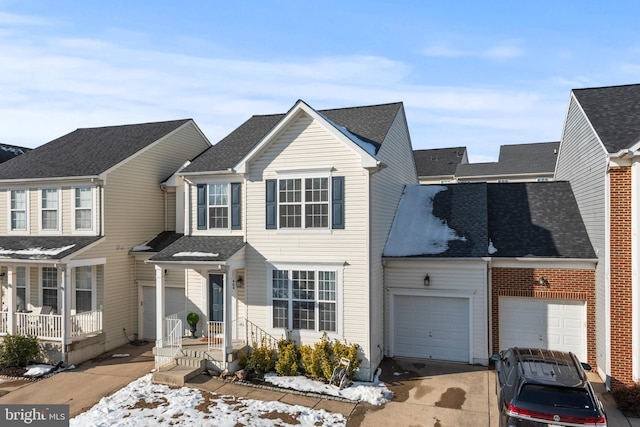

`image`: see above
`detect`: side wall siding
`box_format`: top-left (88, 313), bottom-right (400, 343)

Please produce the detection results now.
top-left (555, 96), bottom-right (609, 374)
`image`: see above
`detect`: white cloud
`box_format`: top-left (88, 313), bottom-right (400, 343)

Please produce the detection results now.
top-left (421, 42), bottom-right (523, 59)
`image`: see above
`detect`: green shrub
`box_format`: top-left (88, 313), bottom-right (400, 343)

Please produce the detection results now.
top-left (275, 339), bottom-right (298, 376)
top-left (612, 383), bottom-right (640, 417)
top-left (237, 350), bottom-right (248, 369)
top-left (186, 312), bottom-right (199, 326)
top-left (332, 339), bottom-right (361, 379)
top-left (298, 332), bottom-right (359, 382)
top-left (0, 334), bottom-right (40, 367)
top-left (246, 338), bottom-right (276, 376)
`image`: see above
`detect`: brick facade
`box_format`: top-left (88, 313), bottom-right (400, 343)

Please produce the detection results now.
top-left (491, 267), bottom-right (596, 368)
top-left (609, 166), bottom-right (634, 387)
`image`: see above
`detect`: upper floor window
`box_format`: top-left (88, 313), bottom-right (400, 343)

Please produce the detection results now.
top-left (74, 187), bottom-right (93, 230)
top-left (10, 190), bottom-right (27, 231)
top-left (266, 176), bottom-right (344, 230)
top-left (197, 183), bottom-right (241, 230)
top-left (41, 188), bottom-right (59, 231)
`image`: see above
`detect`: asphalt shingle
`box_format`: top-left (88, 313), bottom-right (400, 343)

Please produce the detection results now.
top-left (149, 236), bottom-right (245, 262)
top-left (413, 147), bottom-right (467, 177)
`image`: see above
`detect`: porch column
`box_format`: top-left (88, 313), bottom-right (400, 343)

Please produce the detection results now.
top-left (59, 265), bottom-right (69, 363)
top-left (6, 266), bottom-right (14, 334)
top-left (224, 273), bottom-right (232, 359)
top-left (155, 265), bottom-right (165, 342)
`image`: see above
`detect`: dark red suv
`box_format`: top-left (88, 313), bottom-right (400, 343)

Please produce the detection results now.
top-left (492, 348), bottom-right (607, 427)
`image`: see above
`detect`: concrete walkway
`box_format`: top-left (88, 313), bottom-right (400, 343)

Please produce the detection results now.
top-left (0, 342), bottom-right (155, 417)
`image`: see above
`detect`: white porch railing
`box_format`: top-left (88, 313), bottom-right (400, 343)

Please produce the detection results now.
top-left (207, 321), bottom-right (224, 351)
top-left (155, 317), bottom-right (182, 371)
top-left (70, 309), bottom-right (103, 337)
top-left (1, 309), bottom-right (103, 340)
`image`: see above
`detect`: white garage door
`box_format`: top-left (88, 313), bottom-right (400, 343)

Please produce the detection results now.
top-left (500, 297), bottom-right (586, 362)
top-left (394, 295), bottom-right (469, 362)
top-left (143, 287), bottom-right (186, 339)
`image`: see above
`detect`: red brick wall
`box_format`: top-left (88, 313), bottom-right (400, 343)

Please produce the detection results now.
top-left (491, 267), bottom-right (596, 367)
top-left (609, 167), bottom-right (633, 387)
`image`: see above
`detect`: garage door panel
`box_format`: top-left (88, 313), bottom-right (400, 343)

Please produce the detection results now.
top-left (394, 295), bottom-right (469, 363)
top-left (500, 297), bottom-right (585, 362)
top-left (143, 287), bottom-right (186, 340)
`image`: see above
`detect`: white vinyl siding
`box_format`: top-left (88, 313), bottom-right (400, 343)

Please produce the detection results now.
top-left (384, 259), bottom-right (488, 366)
top-left (245, 112), bottom-right (367, 355)
top-left (555, 95), bottom-right (609, 374)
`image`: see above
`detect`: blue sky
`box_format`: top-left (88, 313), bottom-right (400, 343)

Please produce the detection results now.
top-left (1, 1), bottom-right (639, 162)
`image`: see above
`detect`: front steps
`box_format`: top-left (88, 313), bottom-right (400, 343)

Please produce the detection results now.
top-left (152, 350), bottom-right (206, 386)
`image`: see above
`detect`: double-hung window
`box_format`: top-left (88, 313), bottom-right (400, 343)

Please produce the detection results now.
top-left (42, 267), bottom-right (58, 313)
top-left (16, 267), bottom-right (27, 312)
top-left (270, 267), bottom-right (338, 333)
top-left (74, 187), bottom-right (93, 231)
top-left (75, 266), bottom-right (93, 312)
top-left (197, 182), bottom-right (241, 230)
top-left (41, 189), bottom-right (59, 231)
top-left (266, 175), bottom-right (344, 230)
top-left (10, 190), bottom-right (27, 231)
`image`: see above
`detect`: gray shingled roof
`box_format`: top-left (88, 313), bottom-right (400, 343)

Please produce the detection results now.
top-left (0, 236), bottom-right (102, 260)
top-left (0, 119), bottom-right (191, 180)
top-left (384, 182), bottom-right (594, 259)
top-left (573, 84), bottom-right (640, 153)
top-left (413, 147), bottom-right (467, 177)
top-left (131, 231), bottom-right (184, 253)
top-left (455, 142), bottom-right (559, 178)
top-left (149, 236), bottom-right (245, 263)
top-left (183, 102), bottom-right (402, 173)
top-left (0, 144), bottom-right (30, 163)
top-left (488, 182), bottom-right (595, 258)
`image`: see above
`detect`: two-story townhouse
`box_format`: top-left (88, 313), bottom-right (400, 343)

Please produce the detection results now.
top-left (146, 100), bottom-right (417, 382)
top-left (0, 119), bottom-right (210, 365)
top-left (555, 83), bottom-right (640, 388)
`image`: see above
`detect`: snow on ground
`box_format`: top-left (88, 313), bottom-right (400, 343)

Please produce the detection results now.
top-left (264, 373), bottom-right (392, 405)
top-left (70, 372), bottom-right (393, 426)
top-left (24, 363), bottom-right (74, 377)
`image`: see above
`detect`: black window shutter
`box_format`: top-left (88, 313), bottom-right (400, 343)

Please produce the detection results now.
top-left (332, 176), bottom-right (344, 229)
top-left (231, 182), bottom-right (241, 230)
top-left (265, 179), bottom-right (277, 229)
top-left (197, 184), bottom-right (207, 230)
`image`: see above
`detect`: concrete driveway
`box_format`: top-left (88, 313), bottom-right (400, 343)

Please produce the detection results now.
top-left (349, 358), bottom-right (499, 427)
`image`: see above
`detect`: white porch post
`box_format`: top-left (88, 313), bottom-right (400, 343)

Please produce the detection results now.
top-left (155, 265), bottom-right (165, 343)
top-left (224, 273), bottom-right (232, 360)
top-left (6, 266), bottom-right (14, 334)
top-left (59, 265), bottom-right (69, 363)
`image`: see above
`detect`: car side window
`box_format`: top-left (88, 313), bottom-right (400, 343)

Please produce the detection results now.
top-left (505, 352), bottom-right (517, 386)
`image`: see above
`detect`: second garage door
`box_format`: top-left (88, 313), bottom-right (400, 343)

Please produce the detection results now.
top-left (394, 295), bottom-right (469, 362)
top-left (499, 297), bottom-right (586, 362)
top-left (142, 286), bottom-right (186, 340)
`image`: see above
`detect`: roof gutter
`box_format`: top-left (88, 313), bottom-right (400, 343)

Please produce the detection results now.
top-left (179, 169), bottom-right (236, 177)
top-left (0, 175), bottom-right (100, 184)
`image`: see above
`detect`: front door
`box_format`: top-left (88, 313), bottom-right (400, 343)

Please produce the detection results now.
top-left (209, 274), bottom-right (224, 322)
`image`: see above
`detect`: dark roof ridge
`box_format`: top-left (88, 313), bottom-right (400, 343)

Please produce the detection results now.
top-left (573, 82), bottom-right (640, 92)
top-left (74, 118), bottom-right (192, 131)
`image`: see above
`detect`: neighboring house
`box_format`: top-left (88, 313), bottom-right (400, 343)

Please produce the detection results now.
top-left (0, 144), bottom-right (31, 163)
top-left (383, 182), bottom-right (596, 367)
top-left (555, 83), bottom-right (640, 388)
top-left (414, 147), bottom-right (467, 184)
top-left (144, 100), bottom-right (417, 381)
top-left (455, 142), bottom-right (559, 183)
top-left (0, 119), bottom-right (211, 365)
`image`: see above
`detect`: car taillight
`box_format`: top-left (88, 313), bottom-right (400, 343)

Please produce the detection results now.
top-left (505, 402), bottom-right (607, 426)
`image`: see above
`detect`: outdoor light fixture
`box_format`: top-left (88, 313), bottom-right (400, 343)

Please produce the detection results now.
top-left (538, 276), bottom-right (549, 286)
top-left (424, 274), bottom-right (430, 286)
top-left (234, 277), bottom-right (244, 289)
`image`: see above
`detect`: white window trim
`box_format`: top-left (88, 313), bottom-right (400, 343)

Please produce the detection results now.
top-left (266, 262), bottom-right (344, 340)
top-left (207, 183), bottom-right (230, 230)
top-left (7, 189), bottom-right (30, 234)
top-left (72, 265), bottom-right (97, 314)
top-left (14, 266), bottom-right (30, 312)
top-left (274, 169), bottom-right (333, 231)
top-left (40, 266), bottom-right (59, 313)
top-left (71, 186), bottom-right (96, 235)
top-left (38, 187), bottom-right (62, 234)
